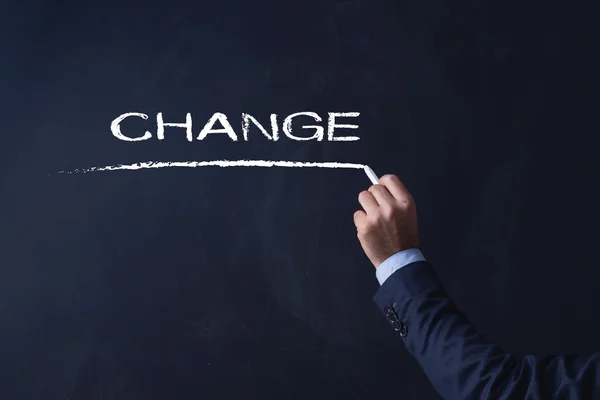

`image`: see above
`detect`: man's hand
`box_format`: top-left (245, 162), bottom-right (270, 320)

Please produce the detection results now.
top-left (353, 174), bottom-right (420, 269)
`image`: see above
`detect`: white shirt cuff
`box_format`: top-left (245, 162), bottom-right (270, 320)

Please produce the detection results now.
top-left (375, 248), bottom-right (426, 285)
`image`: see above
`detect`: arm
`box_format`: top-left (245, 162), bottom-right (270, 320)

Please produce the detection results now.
top-left (353, 174), bottom-right (600, 399)
top-left (374, 259), bottom-right (600, 399)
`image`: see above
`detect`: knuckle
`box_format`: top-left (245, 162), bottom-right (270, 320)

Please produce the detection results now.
top-left (369, 208), bottom-right (381, 218)
top-left (363, 219), bottom-right (377, 230)
top-left (403, 197), bottom-right (415, 208)
top-left (370, 184), bottom-right (384, 193)
top-left (380, 174), bottom-right (398, 183)
top-left (381, 206), bottom-right (395, 219)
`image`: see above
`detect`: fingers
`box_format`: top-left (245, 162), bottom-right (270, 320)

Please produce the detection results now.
top-left (357, 174), bottom-right (413, 226)
top-left (379, 174), bottom-right (410, 202)
top-left (358, 190), bottom-right (378, 214)
top-left (353, 210), bottom-right (366, 228)
top-left (368, 184), bottom-right (395, 206)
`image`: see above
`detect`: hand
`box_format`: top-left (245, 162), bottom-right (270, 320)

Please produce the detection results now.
top-left (353, 174), bottom-right (420, 269)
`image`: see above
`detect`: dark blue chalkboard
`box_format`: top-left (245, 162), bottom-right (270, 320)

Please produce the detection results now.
top-left (2, 0), bottom-right (600, 398)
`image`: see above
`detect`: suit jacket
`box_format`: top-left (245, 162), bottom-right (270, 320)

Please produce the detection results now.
top-left (373, 261), bottom-right (600, 399)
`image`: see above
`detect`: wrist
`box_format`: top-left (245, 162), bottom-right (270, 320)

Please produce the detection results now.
top-left (375, 249), bottom-right (426, 285)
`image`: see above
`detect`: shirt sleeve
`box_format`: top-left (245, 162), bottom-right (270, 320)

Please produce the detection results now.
top-left (375, 248), bottom-right (426, 285)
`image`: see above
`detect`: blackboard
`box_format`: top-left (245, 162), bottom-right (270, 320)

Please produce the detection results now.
top-left (3, 1), bottom-right (600, 399)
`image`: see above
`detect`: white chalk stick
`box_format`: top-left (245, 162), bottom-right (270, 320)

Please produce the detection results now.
top-left (363, 165), bottom-right (379, 184)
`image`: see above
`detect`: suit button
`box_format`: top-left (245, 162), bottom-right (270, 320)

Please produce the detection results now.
top-left (384, 305), bottom-right (407, 336)
top-left (385, 307), bottom-right (398, 323)
top-left (398, 323), bottom-right (407, 337)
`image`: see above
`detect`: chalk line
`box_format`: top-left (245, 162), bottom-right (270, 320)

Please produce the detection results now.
top-left (56, 160), bottom-right (367, 174)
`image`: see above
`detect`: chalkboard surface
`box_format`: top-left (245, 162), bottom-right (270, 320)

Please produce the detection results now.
top-left (3, 1), bottom-right (600, 399)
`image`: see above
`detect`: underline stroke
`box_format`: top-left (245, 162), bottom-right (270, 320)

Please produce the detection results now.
top-left (56, 160), bottom-right (368, 174)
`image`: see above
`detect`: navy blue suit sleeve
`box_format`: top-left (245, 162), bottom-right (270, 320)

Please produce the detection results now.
top-left (373, 261), bottom-right (600, 399)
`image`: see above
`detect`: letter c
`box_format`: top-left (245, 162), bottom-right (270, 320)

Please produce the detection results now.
top-left (111, 112), bottom-right (152, 141)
